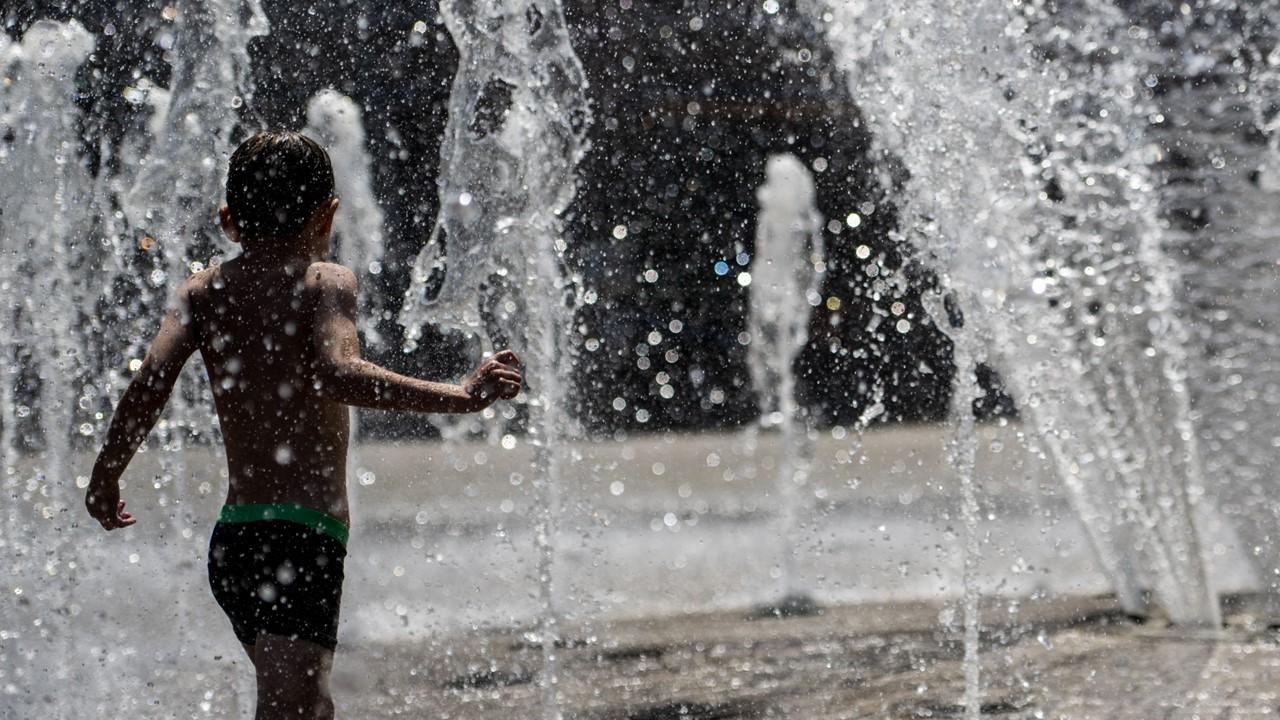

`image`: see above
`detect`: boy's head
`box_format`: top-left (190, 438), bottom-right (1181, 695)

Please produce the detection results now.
top-left (222, 130), bottom-right (336, 250)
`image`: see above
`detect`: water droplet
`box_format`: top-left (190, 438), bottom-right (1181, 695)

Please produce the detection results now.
top-left (257, 583), bottom-right (277, 602)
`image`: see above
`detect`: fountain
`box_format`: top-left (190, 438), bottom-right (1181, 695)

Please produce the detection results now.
top-left (813, 0), bottom-right (1222, 622)
top-left (303, 88), bottom-right (387, 505)
top-left (397, 1), bottom-right (590, 716)
top-left (8, 1), bottom-right (1280, 718)
top-left (747, 153), bottom-right (825, 616)
top-left (0, 19), bottom-right (97, 713)
top-left (124, 0), bottom-right (269, 276)
top-left (1159, 1), bottom-right (1280, 619)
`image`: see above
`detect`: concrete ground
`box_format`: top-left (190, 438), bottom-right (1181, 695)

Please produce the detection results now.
top-left (334, 593), bottom-right (1280, 719)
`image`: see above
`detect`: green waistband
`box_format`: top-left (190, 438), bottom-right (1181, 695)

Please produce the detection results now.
top-left (218, 503), bottom-right (349, 545)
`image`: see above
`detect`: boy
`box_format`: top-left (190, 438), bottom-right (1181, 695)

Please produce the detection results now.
top-left (85, 130), bottom-right (522, 719)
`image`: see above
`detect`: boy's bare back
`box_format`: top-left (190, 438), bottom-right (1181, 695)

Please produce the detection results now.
top-left (89, 255), bottom-right (521, 529)
top-left (188, 257), bottom-right (354, 523)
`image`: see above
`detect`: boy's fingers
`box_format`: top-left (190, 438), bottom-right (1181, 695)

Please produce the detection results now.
top-left (491, 369), bottom-right (522, 383)
top-left (493, 349), bottom-right (519, 365)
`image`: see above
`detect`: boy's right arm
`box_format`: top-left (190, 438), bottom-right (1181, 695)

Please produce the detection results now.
top-left (310, 264), bottom-right (522, 412)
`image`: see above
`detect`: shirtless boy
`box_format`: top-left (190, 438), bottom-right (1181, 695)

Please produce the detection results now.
top-left (85, 130), bottom-right (522, 719)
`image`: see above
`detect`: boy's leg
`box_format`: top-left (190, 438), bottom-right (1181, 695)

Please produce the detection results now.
top-left (253, 634), bottom-right (335, 720)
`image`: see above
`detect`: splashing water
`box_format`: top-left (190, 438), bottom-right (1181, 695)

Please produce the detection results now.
top-left (811, 0), bottom-right (1229, 711)
top-left (749, 154), bottom-right (825, 603)
top-left (303, 87), bottom-right (386, 357)
top-left (814, 0), bottom-right (1220, 619)
top-left (303, 88), bottom-right (388, 517)
top-left (398, 1), bottom-right (590, 717)
top-left (123, 0), bottom-right (268, 274)
top-left (303, 89), bottom-right (385, 315)
top-left (0, 17), bottom-right (102, 714)
top-left (1165, 2), bottom-right (1280, 617)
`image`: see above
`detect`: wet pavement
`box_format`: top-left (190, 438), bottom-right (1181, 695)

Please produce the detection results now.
top-left (333, 594), bottom-right (1280, 719)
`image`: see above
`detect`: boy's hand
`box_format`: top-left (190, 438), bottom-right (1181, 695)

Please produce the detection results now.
top-left (85, 478), bottom-right (137, 531)
top-left (462, 349), bottom-right (523, 410)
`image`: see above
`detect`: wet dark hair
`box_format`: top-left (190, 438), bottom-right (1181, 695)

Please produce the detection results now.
top-left (225, 130), bottom-right (335, 244)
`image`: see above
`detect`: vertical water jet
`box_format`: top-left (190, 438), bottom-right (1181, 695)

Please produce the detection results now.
top-left (398, 1), bottom-right (590, 717)
top-left (748, 153), bottom-right (825, 615)
top-left (808, 0), bottom-right (1219, 627)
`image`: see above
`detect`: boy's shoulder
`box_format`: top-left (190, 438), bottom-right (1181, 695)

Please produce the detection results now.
top-left (305, 261), bottom-right (357, 295)
top-left (305, 261), bottom-right (356, 284)
top-left (174, 264), bottom-right (220, 302)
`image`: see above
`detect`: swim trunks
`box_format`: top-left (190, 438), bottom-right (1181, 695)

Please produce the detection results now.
top-left (207, 503), bottom-right (348, 651)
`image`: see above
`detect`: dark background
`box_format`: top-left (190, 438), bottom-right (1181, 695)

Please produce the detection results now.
top-left (4, 0), bottom-right (1015, 439)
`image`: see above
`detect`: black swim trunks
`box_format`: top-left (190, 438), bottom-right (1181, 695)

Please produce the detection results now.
top-left (207, 504), bottom-right (349, 651)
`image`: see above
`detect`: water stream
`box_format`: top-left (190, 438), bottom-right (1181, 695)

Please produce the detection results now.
top-left (748, 154), bottom-right (825, 607)
top-left (811, 0), bottom-right (1230, 708)
top-left (398, 2), bottom-right (590, 716)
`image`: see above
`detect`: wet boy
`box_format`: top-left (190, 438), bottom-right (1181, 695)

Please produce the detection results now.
top-left (85, 131), bottom-right (522, 719)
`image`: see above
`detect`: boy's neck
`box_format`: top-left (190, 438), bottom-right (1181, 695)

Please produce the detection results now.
top-left (241, 241), bottom-right (325, 267)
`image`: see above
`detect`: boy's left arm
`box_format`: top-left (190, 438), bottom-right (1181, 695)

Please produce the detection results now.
top-left (85, 279), bottom-right (200, 531)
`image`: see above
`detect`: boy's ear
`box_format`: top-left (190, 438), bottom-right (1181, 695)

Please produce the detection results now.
top-left (306, 198), bottom-right (339, 239)
top-left (218, 205), bottom-right (241, 245)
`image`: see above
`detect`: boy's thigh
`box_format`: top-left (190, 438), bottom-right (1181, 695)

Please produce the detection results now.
top-left (254, 633), bottom-right (334, 694)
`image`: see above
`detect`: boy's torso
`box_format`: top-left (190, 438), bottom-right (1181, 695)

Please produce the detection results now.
top-left (187, 258), bottom-right (350, 524)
